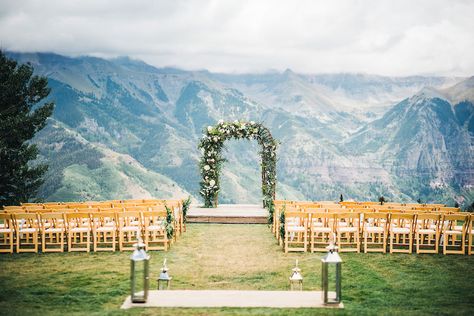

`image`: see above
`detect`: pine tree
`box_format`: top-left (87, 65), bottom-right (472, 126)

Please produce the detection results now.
top-left (378, 196), bottom-right (385, 205)
top-left (0, 51), bottom-right (54, 206)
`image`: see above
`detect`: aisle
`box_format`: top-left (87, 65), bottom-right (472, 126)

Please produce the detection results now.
top-left (187, 204), bottom-right (267, 223)
top-left (122, 223), bottom-right (343, 309)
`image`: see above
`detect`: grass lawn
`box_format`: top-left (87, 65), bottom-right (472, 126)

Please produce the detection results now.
top-left (0, 224), bottom-right (473, 315)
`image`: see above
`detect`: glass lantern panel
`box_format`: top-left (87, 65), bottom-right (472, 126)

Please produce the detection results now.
top-left (158, 280), bottom-right (168, 290)
top-left (132, 261), bottom-right (145, 297)
top-left (327, 263), bottom-right (337, 293)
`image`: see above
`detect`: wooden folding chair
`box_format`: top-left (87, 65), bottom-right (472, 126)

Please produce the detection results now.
top-left (442, 214), bottom-right (468, 255)
top-left (362, 212), bottom-right (388, 253)
top-left (389, 213), bottom-right (415, 253)
top-left (0, 213), bottom-right (14, 253)
top-left (65, 213), bottom-right (91, 252)
top-left (142, 210), bottom-right (168, 251)
top-left (415, 213), bottom-right (440, 254)
top-left (39, 213), bottom-right (66, 252)
top-left (13, 213), bottom-right (40, 253)
top-left (308, 211), bottom-right (334, 252)
top-left (117, 211), bottom-right (143, 251)
top-left (284, 211), bottom-right (308, 253)
top-left (91, 212), bottom-right (117, 252)
top-left (335, 212), bottom-right (360, 252)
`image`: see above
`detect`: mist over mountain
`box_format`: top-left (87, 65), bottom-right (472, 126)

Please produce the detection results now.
top-left (8, 52), bottom-right (473, 206)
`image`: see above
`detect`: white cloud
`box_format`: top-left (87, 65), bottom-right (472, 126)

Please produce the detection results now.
top-left (0, 0), bottom-right (473, 75)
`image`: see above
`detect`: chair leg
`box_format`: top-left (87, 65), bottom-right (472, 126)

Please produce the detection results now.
top-left (389, 233), bottom-right (393, 254)
top-left (364, 232), bottom-right (367, 253)
top-left (86, 232), bottom-right (90, 253)
top-left (443, 233), bottom-right (447, 255)
top-left (68, 231), bottom-right (72, 252)
top-left (304, 231), bottom-right (307, 252)
top-left (469, 233), bottom-right (473, 255)
top-left (34, 232), bottom-right (38, 253)
top-left (16, 232), bottom-right (20, 253)
top-left (93, 231), bottom-right (97, 252)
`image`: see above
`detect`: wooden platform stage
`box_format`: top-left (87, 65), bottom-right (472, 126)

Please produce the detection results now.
top-left (187, 204), bottom-right (267, 224)
top-left (121, 290), bottom-right (343, 309)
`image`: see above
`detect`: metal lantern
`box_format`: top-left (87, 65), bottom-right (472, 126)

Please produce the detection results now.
top-left (157, 258), bottom-right (172, 290)
top-left (321, 242), bottom-right (342, 304)
top-left (289, 259), bottom-right (303, 291)
top-left (130, 239), bottom-right (150, 303)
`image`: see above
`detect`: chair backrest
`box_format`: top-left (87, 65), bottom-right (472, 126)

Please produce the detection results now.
top-left (90, 212), bottom-right (117, 228)
top-left (124, 206), bottom-right (149, 212)
top-left (285, 211), bottom-right (308, 227)
top-left (307, 211), bottom-right (334, 228)
top-left (70, 203), bottom-right (92, 209)
top-left (335, 212), bottom-right (360, 227)
top-left (0, 213), bottom-right (13, 230)
top-left (390, 212), bottom-right (415, 228)
top-left (65, 212), bottom-right (91, 229)
top-left (149, 205), bottom-right (167, 212)
top-left (39, 213), bottom-right (66, 230)
top-left (21, 203), bottom-right (40, 207)
top-left (416, 213), bottom-right (440, 221)
top-left (442, 214), bottom-right (469, 231)
top-left (22, 205), bottom-right (45, 211)
top-left (362, 212), bottom-right (388, 228)
top-left (117, 211), bottom-right (142, 227)
top-left (438, 207), bottom-right (461, 213)
top-left (44, 204), bottom-right (66, 210)
top-left (415, 213), bottom-right (440, 230)
top-left (142, 211), bottom-right (167, 227)
top-left (13, 213), bottom-right (39, 229)
top-left (2, 207), bottom-right (25, 214)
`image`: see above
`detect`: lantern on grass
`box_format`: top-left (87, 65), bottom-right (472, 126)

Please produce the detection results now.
top-left (157, 258), bottom-right (172, 290)
top-left (130, 239), bottom-right (150, 303)
top-left (289, 259), bottom-right (303, 291)
top-left (321, 242), bottom-right (342, 304)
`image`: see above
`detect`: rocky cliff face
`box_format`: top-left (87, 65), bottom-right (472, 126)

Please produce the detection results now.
top-left (8, 52), bottom-right (473, 206)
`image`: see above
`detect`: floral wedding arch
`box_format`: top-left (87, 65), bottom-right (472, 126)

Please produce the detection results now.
top-left (198, 120), bottom-right (278, 209)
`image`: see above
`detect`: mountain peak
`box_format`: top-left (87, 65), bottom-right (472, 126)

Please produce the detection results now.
top-left (283, 68), bottom-right (296, 77)
top-left (443, 76), bottom-right (474, 104)
top-left (413, 87), bottom-right (445, 101)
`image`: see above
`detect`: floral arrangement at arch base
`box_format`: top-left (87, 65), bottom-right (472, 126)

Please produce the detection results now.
top-left (198, 120), bottom-right (278, 212)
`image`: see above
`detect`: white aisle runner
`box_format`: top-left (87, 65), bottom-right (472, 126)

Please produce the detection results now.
top-left (121, 290), bottom-right (343, 309)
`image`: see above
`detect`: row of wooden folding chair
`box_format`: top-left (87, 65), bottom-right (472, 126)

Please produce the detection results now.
top-left (0, 210), bottom-right (171, 253)
top-left (3, 203), bottom-right (184, 241)
top-left (282, 211), bottom-right (473, 255)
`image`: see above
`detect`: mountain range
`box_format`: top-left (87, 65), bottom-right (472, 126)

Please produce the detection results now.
top-left (7, 52), bottom-right (474, 207)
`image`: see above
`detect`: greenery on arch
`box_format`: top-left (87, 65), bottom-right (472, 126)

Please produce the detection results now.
top-left (198, 120), bottom-right (278, 209)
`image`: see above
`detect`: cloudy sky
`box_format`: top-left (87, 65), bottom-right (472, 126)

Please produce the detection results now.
top-left (1, 0), bottom-right (473, 76)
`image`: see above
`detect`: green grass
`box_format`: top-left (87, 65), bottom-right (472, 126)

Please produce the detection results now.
top-left (1, 224), bottom-right (473, 315)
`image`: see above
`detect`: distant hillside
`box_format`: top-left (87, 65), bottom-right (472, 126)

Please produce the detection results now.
top-left (8, 52), bottom-right (473, 206)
